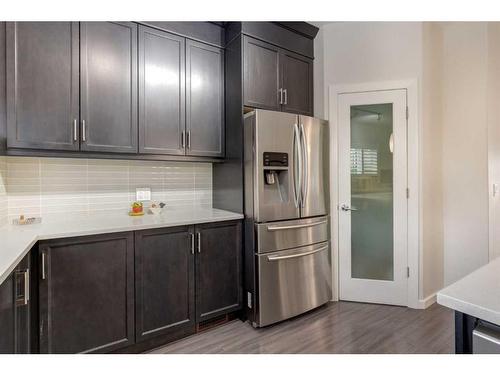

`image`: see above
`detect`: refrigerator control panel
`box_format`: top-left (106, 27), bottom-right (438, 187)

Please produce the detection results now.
top-left (263, 152), bottom-right (288, 167)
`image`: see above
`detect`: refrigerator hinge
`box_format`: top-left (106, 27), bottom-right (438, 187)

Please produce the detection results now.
top-left (407, 267), bottom-right (410, 278)
top-left (406, 106), bottom-right (409, 120)
top-left (406, 188), bottom-right (410, 199)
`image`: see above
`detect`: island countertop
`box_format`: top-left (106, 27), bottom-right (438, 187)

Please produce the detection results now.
top-left (0, 207), bottom-right (244, 285)
top-left (437, 257), bottom-right (500, 326)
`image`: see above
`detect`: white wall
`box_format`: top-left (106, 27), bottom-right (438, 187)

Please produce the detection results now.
top-left (315, 22), bottom-right (423, 120)
top-left (421, 23), bottom-right (444, 297)
top-left (440, 23), bottom-right (490, 284)
top-left (487, 23), bottom-right (500, 261)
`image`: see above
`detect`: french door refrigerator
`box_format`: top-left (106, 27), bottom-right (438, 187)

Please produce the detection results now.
top-left (244, 109), bottom-right (331, 327)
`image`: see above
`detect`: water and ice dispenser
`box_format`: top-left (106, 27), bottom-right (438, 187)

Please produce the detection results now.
top-left (262, 152), bottom-right (289, 203)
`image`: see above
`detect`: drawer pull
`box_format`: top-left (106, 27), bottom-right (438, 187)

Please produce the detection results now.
top-left (267, 219), bottom-right (327, 232)
top-left (267, 245), bottom-right (328, 261)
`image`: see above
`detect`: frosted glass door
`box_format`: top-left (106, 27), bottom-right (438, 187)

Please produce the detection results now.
top-left (350, 103), bottom-right (394, 281)
top-left (338, 90), bottom-right (408, 306)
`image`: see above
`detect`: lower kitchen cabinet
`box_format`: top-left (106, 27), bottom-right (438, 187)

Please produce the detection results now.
top-left (0, 253), bottom-right (31, 354)
top-left (8, 219), bottom-right (242, 354)
top-left (38, 232), bottom-right (135, 354)
top-left (135, 226), bottom-right (195, 343)
top-left (195, 221), bottom-right (242, 322)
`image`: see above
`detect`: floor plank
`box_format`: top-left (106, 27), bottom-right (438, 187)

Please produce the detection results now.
top-left (149, 301), bottom-right (454, 354)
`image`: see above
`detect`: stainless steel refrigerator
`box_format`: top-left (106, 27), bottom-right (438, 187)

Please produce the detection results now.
top-left (244, 109), bottom-right (332, 327)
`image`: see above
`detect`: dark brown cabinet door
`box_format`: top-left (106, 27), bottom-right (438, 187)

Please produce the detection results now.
top-left (243, 36), bottom-right (280, 111)
top-left (139, 26), bottom-right (185, 155)
top-left (38, 232), bottom-right (134, 354)
top-left (135, 226), bottom-right (195, 342)
top-left (0, 272), bottom-right (15, 353)
top-left (280, 50), bottom-right (313, 116)
top-left (6, 22), bottom-right (79, 151)
top-left (186, 40), bottom-right (224, 157)
top-left (195, 221), bottom-right (242, 322)
top-left (80, 22), bottom-right (138, 153)
top-left (0, 253), bottom-right (31, 354)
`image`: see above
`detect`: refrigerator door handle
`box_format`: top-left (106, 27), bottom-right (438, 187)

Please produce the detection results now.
top-left (293, 123), bottom-right (302, 208)
top-left (300, 123), bottom-right (308, 207)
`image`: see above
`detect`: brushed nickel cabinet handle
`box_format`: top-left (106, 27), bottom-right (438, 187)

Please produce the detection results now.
top-left (181, 131), bottom-right (186, 149)
top-left (283, 89), bottom-right (288, 105)
top-left (82, 120), bottom-right (87, 142)
top-left (41, 252), bottom-right (46, 280)
top-left (197, 232), bottom-right (201, 253)
top-left (187, 131), bottom-right (191, 149)
top-left (190, 233), bottom-right (195, 254)
top-left (73, 119), bottom-right (78, 142)
top-left (279, 88), bottom-right (283, 105)
top-left (15, 269), bottom-right (30, 306)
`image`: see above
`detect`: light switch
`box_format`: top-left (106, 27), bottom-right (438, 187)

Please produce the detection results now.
top-left (136, 187), bottom-right (151, 202)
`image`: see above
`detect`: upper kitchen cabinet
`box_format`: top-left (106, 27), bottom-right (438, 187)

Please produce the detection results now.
top-left (139, 26), bottom-right (185, 155)
top-left (80, 22), bottom-right (138, 153)
top-left (280, 49), bottom-right (313, 116)
top-left (243, 37), bottom-right (280, 111)
top-left (242, 35), bottom-right (313, 116)
top-left (6, 22), bottom-right (80, 151)
top-left (186, 40), bottom-right (224, 157)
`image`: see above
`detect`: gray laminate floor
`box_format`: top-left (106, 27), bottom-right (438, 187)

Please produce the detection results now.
top-left (149, 301), bottom-right (454, 354)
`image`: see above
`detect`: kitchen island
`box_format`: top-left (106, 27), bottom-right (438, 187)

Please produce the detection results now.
top-left (437, 257), bottom-right (500, 353)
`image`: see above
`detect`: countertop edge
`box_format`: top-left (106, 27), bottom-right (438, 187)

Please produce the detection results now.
top-left (437, 292), bottom-right (500, 326)
top-left (0, 210), bottom-right (244, 285)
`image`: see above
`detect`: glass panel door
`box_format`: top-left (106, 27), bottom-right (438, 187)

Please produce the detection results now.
top-left (350, 103), bottom-right (394, 281)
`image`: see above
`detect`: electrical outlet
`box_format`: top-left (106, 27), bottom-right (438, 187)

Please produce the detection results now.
top-left (135, 187), bottom-right (151, 202)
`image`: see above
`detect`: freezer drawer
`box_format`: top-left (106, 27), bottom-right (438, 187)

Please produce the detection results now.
top-left (256, 241), bottom-right (332, 327)
top-left (473, 322), bottom-right (500, 354)
top-left (256, 216), bottom-right (329, 253)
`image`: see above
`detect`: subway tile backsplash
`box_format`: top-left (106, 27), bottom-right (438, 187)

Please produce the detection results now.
top-left (2, 156), bottom-right (212, 223)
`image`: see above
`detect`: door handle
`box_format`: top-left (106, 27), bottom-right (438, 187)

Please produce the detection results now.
top-left (300, 123), bottom-right (308, 207)
top-left (267, 219), bottom-right (327, 231)
top-left (41, 252), bottom-right (46, 280)
top-left (279, 88), bottom-right (283, 105)
top-left (267, 245), bottom-right (328, 261)
top-left (190, 233), bottom-right (195, 254)
top-left (187, 131), bottom-right (191, 149)
top-left (181, 131), bottom-right (186, 149)
top-left (293, 123), bottom-right (302, 208)
top-left (283, 89), bottom-right (288, 105)
top-left (197, 232), bottom-right (201, 253)
top-left (340, 204), bottom-right (358, 212)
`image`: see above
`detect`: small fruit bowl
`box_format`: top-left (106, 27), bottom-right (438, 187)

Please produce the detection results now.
top-left (129, 201), bottom-right (144, 216)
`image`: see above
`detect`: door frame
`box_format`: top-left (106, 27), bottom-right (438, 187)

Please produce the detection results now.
top-left (328, 79), bottom-right (421, 309)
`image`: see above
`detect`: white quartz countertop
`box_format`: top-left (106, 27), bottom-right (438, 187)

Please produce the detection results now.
top-left (437, 257), bottom-right (500, 326)
top-left (0, 207), bottom-right (243, 285)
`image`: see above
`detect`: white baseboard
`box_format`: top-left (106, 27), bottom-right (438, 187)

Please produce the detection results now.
top-left (415, 293), bottom-right (437, 309)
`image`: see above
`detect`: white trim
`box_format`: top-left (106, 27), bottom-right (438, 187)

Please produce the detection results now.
top-left (417, 293), bottom-right (437, 309)
top-left (328, 79), bottom-right (420, 309)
